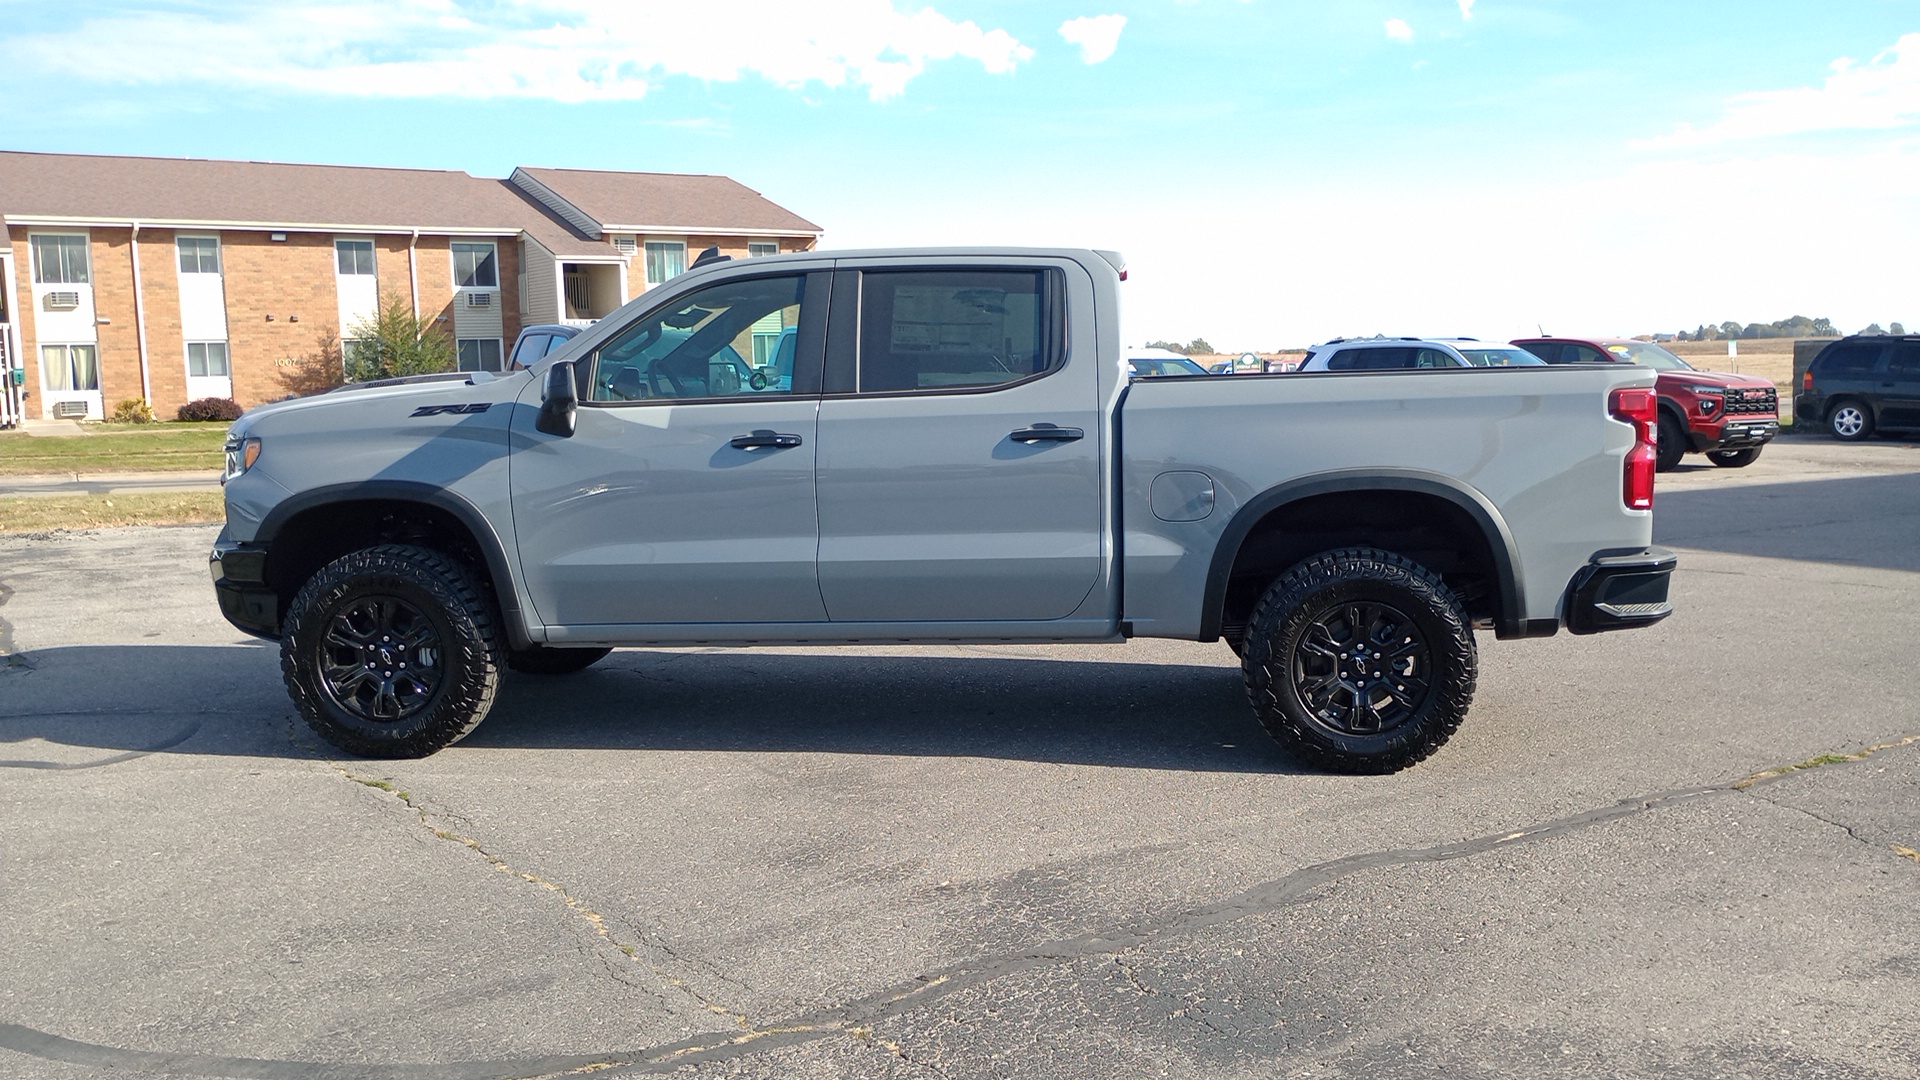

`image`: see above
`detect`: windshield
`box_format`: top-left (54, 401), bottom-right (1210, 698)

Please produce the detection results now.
top-left (1604, 341), bottom-right (1694, 370)
top-left (1456, 346), bottom-right (1547, 367)
top-left (1129, 358), bottom-right (1208, 376)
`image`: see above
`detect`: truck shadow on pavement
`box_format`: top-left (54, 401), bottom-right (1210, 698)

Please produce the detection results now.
top-left (1654, 467), bottom-right (1920, 573)
top-left (0, 644), bottom-right (1303, 773)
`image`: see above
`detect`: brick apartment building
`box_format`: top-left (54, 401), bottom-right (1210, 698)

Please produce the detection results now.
top-left (0, 151), bottom-right (821, 423)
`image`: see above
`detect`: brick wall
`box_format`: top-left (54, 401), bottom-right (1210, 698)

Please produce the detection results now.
top-left (223, 231), bottom-right (337, 408)
top-left (7, 227), bottom-right (37, 412)
top-left (139, 228), bottom-right (186, 412)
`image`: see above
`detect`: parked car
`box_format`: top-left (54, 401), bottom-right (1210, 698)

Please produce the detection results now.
top-left (508, 324), bottom-right (583, 370)
top-left (1296, 338), bottom-right (1544, 372)
top-left (1514, 337), bottom-right (1779, 470)
top-left (1794, 335), bottom-right (1920, 441)
top-left (1126, 348), bottom-right (1210, 378)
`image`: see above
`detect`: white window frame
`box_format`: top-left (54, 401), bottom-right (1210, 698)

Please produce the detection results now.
top-left (185, 340), bottom-right (231, 378)
top-left (40, 343), bottom-right (100, 391)
top-left (335, 238), bottom-right (377, 277)
top-left (456, 337), bottom-right (504, 373)
top-left (644, 240), bottom-right (687, 286)
top-left (451, 241), bottom-right (499, 290)
top-left (30, 234), bottom-right (91, 285)
top-left (748, 242), bottom-right (780, 258)
top-left (177, 235), bottom-right (222, 275)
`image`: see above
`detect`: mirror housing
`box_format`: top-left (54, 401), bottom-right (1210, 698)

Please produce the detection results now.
top-left (536, 361), bottom-right (577, 437)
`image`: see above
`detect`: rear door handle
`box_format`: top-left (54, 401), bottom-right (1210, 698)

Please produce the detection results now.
top-left (1010, 424), bottom-right (1085, 443)
top-left (730, 430), bottom-right (804, 450)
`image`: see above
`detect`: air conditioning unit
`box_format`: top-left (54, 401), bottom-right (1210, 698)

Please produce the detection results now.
top-left (612, 236), bottom-right (637, 255)
top-left (464, 292), bottom-right (493, 309)
top-left (52, 400), bottom-right (90, 419)
top-left (43, 291), bottom-right (80, 311)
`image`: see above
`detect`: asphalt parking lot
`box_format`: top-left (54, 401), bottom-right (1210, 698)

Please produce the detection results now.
top-left (2, 434), bottom-right (1918, 1079)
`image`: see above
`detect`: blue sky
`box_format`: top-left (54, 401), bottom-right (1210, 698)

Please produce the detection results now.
top-left (3, 0), bottom-right (1916, 349)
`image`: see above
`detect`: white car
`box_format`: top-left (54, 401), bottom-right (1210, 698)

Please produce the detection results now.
top-left (1298, 338), bottom-right (1547, 372)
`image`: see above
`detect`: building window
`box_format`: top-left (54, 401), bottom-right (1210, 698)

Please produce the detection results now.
top-left (336, 240), bottom-right (376, 276)
top-left (457, 338), bottom-right (503, 373)
top-left (186, 341), bottom-right (231, 378)
top-left (31, 235), bottom-right (90, 285)
top-left (749, 242), bottom-right (779, 258)
top-left (644, 241), bottom-right (685, 285)
top-left (41, 344), bottom-right (100, 390)
top-left (178, 237), bottom-right (221, 275)
top-left (452, 243), bottom-right (498, 289)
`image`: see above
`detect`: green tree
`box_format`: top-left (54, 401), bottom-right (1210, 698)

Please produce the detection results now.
top-left (1860, 323), bottom-right (1886, 336)
top-left (1696, 324), bottom-right (1716, 341)
top-left (279, 324), bottom-right (348, 398)
top-left (1892, 322), bottom-right (1907, 335)
top-left (1810, 317), bottom-right (1837, 337)
top-left (1144, 339), bottom-right (1190, 355)
top-left (1720, 321), bottom-right (1744, 339)
top-left (1185, 338), bottom-right (1215, 356)
top-left (344, 294), bottom-right (457, 382)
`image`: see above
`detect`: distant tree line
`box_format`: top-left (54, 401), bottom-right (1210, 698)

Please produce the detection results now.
top-left (1673, 316), bottom-right (1905, 342)
top-left (1146, 338), bottom-right (1216, 356)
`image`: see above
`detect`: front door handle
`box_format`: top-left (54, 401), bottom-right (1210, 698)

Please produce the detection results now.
top-left (1010, 424), bottom-right (1085, 443)
top-left (730, 430), bottom-right (804, 450)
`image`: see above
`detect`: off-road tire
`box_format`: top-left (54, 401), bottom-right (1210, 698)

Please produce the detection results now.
top-left (1656, 413), bottom-right (1687, 472)
top-left (1242, 548), bottom-right (1477, 774)
top-left (282, 544), bottom-right (502, 758)
top-left (506, 645), bottom-right (613, 675)
top-left (1828, 400), bottom-right (1873, 442)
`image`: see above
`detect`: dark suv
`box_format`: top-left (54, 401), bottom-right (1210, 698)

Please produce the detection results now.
top-left (1796, 335), bottom-right (1920, 441)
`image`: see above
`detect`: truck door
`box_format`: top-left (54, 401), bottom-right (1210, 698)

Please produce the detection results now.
top-left (509, 271), bottom-right (828, 629)
top-left (813, 264), bottom-right (1103, 623)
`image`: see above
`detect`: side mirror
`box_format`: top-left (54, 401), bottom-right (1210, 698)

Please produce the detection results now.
top-left (536, 361), bottom-right (577, 437)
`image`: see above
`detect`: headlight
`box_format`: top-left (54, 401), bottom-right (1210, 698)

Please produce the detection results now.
top-left (223, 435), bottom-right (261, 483)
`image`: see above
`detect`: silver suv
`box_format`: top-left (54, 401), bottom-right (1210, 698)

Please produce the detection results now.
top-left (1299, 337), bottom-right (1546, 372)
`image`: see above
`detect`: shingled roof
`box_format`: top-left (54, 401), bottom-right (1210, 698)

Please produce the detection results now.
top-left (512, 167), bottom-right (822, 237)
top-left (0, 152), bottom-right (819, 258)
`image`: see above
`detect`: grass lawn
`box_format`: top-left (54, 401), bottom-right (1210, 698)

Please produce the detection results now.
top-left (0, 491), bottom-right (225, 533)
top-left (0, 423), bottom-right (227, 475)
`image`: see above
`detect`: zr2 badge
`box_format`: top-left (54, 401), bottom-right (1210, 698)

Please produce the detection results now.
top-left (409, 403), bottom-right (495, 417)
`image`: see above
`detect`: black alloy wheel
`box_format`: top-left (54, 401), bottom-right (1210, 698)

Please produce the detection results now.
top-left (319, 596), bottom-right (444, 722)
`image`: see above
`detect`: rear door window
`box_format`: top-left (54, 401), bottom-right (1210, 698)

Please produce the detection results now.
top-left (1818, 342), bottom-right (1885, 374)
top-left (1885, 342), bottom-right (1920, 379)
top-left (1327, 347), bottom-right (1417, 370)
top-left (848, 269), bottom-right (1063, 394)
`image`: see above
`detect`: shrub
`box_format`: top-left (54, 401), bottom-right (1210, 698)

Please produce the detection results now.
top-left (111, 398), bottom-right (157, 424)
top-left (177, 397), bottom-right (244, 422)
top-left (345, 294), bottom-right (457, 382)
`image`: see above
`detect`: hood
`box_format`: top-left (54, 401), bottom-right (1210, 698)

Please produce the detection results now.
top-left (230, 369), bottom-right (526, 430)
top-left (1658, 369), bottom-right (1775, 390)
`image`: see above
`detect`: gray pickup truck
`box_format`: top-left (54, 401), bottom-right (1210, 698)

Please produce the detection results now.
top-left (212, 247), bottom-right (1672, 772)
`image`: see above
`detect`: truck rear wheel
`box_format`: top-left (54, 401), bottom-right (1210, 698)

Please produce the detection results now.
top-left (281, 544), bottom-right (502, 758)
top-left (1241, 548), bottom-right (1477, 773)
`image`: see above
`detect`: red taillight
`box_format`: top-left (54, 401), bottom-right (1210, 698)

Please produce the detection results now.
top-left (1802, 370), bottom-right (1813, 392)
top-left (1610, 386), bottom-right (1657, 511)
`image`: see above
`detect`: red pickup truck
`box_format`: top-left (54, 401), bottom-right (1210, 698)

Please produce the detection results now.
top-left (1513, 337), bottom-right (1780, 471)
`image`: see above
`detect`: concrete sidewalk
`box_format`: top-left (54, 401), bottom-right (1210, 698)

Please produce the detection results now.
top-left (0, 471), bottom-right (221, 497)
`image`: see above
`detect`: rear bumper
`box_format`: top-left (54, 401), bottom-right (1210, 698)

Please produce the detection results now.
top-left (1564, 547), bottom-right (1675, 635)
top-left (210, 539), bottom-right (280, 641)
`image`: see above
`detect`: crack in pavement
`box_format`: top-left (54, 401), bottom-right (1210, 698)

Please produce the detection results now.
top-left (334, 768), bottom-right (757, 1035)
top-left (5, 733), bottom-right (1917, 1079)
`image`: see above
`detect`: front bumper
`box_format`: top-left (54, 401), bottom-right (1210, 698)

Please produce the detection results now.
top-left (210, 539), bottom-right (279, 641)
top-left (1694, 416), bottom-right (1779, 451)
top-left (1564, 547), bottom-right (1676, 635)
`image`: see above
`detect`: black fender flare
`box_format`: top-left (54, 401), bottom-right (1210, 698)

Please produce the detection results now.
top-left (255, 481), bottom-right (532, 651)
top-left (1199, 469), bottom-right (1535, 640)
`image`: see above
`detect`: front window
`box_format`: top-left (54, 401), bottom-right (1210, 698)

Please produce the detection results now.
top-left (457, 338), bottom-right (503, 372)
top-left (1456, 346), bottom-right (1546, 367)
top-left (590, 274), bottom-right (804, 402)
top-left (178, 237), bottom-right (221, 275)
top-left (452, 243), bottom-right (498, 289)
top-left (31, 235), bottom-right (90, 285)
top-left (186, 341), bottom-right (231, 377)
top-left (1603, 341), bottom-right (1693, 370)
top-left (336, 240), bottom-right (376, 276)
top-left (644, 241), bottom-right (686, 286)
top-left (855, 269), bottom-right (1061, 393)
top-left (41, 344), bottom-right (99, 390)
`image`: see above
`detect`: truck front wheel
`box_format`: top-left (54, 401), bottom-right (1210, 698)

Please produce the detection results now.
top-left (1241, 548), bottom-right (1477, 773)
top-left (281, 544), bottom-right (502, 758)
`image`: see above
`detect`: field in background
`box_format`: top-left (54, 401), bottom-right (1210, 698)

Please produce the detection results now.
top-left (0, 491), bottom-right (224, 533)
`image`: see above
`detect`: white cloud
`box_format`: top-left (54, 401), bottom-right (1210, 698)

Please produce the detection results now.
top-left (1385, 19), bottom-right (1414, 43)
top-left (1059, 14), bottom-right (1127, 65)
top-left (1458, 0), bottom-right (1475, 19)
top-left (1642, 33), bottom-right (1920, 148)
top-left (10, 0), bottom-right (1036, 104)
